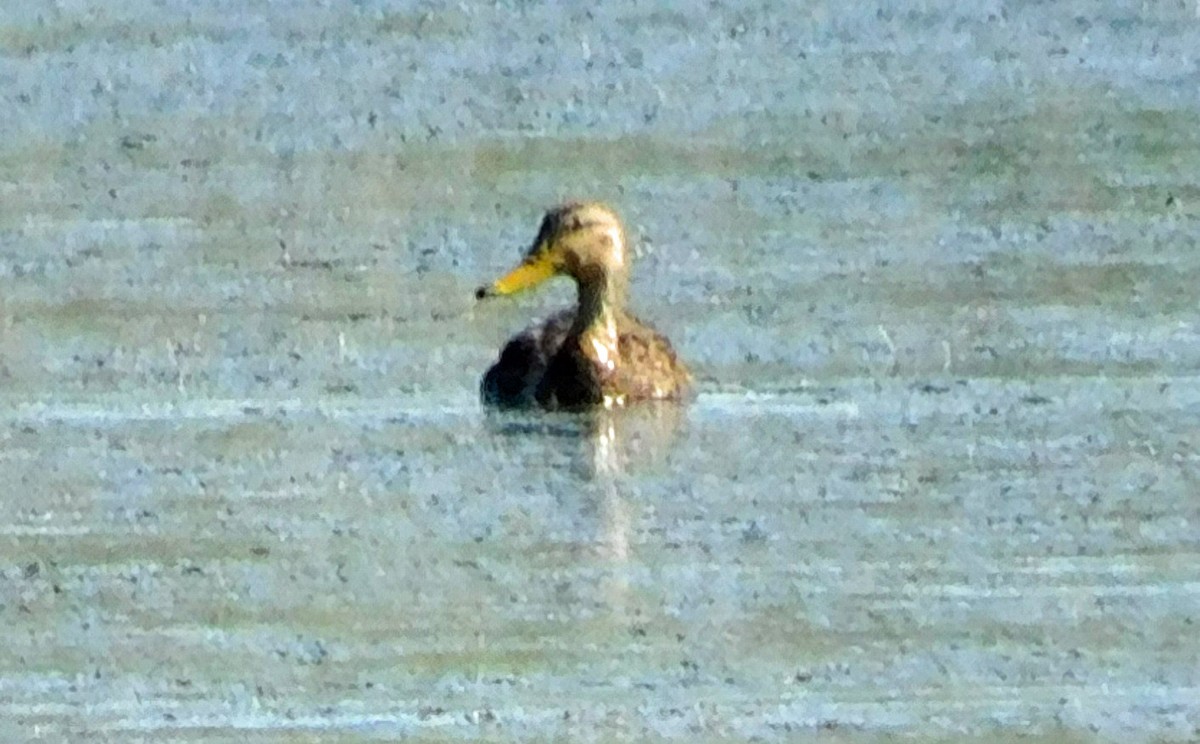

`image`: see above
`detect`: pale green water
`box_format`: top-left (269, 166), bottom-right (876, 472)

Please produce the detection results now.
top-left (2, 1), bottom-right (1200, 742)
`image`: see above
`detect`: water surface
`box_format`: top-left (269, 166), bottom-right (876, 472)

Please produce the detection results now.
top-left (2, 1), bottom-right (1199, 741)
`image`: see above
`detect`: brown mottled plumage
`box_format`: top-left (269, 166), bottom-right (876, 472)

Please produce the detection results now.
top-left (476, 202), bottom-right (690, 410)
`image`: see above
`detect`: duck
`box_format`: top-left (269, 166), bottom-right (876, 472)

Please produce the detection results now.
top-left (475, 202), bottom-right (691, 410)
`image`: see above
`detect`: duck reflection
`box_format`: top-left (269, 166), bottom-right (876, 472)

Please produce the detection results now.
top-left (483, 400), bottom-right (685, 480)
top-left (483, 402), bottom-right (685, 558)
top-left (483, 402), bottom-right (685, 622)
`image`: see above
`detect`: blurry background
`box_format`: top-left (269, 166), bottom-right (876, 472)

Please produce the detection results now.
top-left (2, 1), bottom-right (1198, 741)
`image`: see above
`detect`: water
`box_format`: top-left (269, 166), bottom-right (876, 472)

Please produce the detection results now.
top-left (3, 1), bottom-right (1200, 741)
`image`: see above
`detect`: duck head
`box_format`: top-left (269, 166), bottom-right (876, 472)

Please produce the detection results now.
top-left (476, 202), bottom-right (629, 300)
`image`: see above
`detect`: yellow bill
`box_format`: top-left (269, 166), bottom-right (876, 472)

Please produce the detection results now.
top-left (475, 251), bottom-right (556, 299)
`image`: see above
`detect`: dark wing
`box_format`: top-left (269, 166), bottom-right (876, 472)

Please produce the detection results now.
top-left (481, 310), bottom-right (575, 408)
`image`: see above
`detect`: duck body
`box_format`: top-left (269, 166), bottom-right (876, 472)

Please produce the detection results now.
top-left (477, 202), bottom-right (691, 411)
top-left (482, 307), bottom-right (689, 409)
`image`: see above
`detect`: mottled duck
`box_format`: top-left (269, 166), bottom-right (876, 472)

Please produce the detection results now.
top-left (475, 202), bottom-right (691, 410)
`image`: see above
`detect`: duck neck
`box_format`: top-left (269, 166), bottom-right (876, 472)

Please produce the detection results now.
top-left (572, 270), bottom-right (623, 371)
